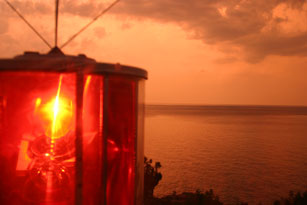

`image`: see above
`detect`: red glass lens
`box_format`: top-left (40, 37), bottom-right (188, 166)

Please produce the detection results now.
top-left (0, 72), bottom-right (142, 205)
top-left (0, 72), bottom-right (76, 204)
top-left (106, 76), bottom-right (136, 205)
top-left (82, 75), bottom-right (104, 204)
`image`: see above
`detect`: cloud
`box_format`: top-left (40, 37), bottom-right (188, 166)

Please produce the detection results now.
top-left (237, 31), bottom-right (307, 63)
top-left (112, 0), bottom-right (307, 63)
top-left (60, 0), bottom-right (99, 17)
top-left (121, 22), bottom-right (132, 30)
top-left (2, 0), bottom-right (307, 63)
top-left (94, 26), bottom-right (106, 38)
top-left (0, 0), bottom-right (52, 16)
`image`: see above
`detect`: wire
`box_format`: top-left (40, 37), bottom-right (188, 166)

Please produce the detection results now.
top-left (3, 0), bottom-right (52, 49)
top-left (60, 0), bottom-right (121, 49)
top-left (55, 0), bottom-right (59, 47)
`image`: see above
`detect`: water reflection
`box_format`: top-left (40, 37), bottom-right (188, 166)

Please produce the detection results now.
top-left (145, 105), bottom-right (307, 204)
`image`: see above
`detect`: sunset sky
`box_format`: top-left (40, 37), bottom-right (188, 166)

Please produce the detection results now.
top-left (0, 0), bottom-right (307, 105)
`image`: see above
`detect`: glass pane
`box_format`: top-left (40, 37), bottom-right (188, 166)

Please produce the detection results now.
top-left (82, 75), bottom-right (104, 204)
top-left (0, 72), bottom-right (76, 204)
top-left (106, 76), bottom-right (136, 205)
top-left (135, 80), bottom-right (145, 205)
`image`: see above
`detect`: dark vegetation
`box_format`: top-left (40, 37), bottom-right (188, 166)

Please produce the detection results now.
top-left (273, 191), bottom-right (307, 205)
top-left (144, 157), bottom-right (162, 200)
top-left (144, 157), bottom-right (307, 205)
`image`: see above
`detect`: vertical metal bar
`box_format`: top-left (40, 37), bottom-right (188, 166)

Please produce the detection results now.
top-left (102, 76), bottom-right (109, 205)
top-left (98, 76), bottom-right (104, 204)
top-left (136, 80), bottom-right (145, 205)
top-left (55, 0), bottom-right (59, 46)
top-left (134, 80), bottom-right (139, 205)
top-left (75, 70), bottom-right (84, 205)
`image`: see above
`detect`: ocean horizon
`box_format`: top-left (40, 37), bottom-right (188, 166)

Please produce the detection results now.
top-left (145, 104), bottom-right (307, 204)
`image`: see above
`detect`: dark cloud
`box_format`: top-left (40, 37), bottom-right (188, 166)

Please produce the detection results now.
top-left (238, 32), bottom-right (307, 63)
top-left (116, 0), bottom-right (307, 63)
top-left (3, 0), bottom-right (306, 63)
top-left (113, 0), bottom-right (307, 63)
top-left (52, 0), bottom-right (307, 63)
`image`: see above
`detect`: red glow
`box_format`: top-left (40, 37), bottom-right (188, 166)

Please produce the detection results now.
top-left (16, 140), bottom-right (31, 170)
top-left (34, 76), bottom-right (74, 140)
top-left (84, 76), bottom-right (92, 94)
top-left (106, 77), bottom-right (136, 205)
top-left (0, 72), bottom-right (141, 204)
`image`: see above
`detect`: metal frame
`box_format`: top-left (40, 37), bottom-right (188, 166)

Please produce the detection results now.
top-left (102, 76), bottom-right (109, 205)
top-left (0, 52), bottom-right (148, 80)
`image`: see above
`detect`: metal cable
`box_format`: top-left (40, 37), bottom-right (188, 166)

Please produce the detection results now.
top-left (3, 0), bottom-right (52, 48)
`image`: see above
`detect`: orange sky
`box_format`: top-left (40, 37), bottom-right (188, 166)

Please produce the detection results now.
top-left (0, 0), bottom-right (307, 106)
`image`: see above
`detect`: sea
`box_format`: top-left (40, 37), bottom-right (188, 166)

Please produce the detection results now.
top-left (144, 105), bottom-right (307, 204)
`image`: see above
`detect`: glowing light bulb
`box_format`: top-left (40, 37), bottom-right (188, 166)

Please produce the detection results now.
top-left (35, 76), bottom-right (74, 140)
